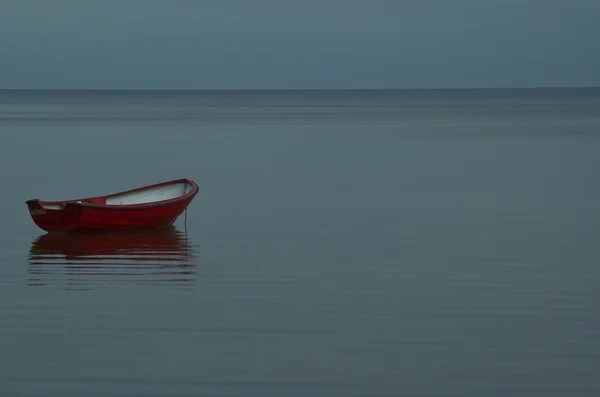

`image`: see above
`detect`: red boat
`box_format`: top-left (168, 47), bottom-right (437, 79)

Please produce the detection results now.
top-left (26, 178), bottom-right (199, 233)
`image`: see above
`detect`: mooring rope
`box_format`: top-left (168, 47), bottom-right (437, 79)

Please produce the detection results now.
top-left (184, 207), bottom-right (188, 233)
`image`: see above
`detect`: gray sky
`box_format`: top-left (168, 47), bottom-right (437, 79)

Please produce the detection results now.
top-left (1, 0), bottom-right (598, 89)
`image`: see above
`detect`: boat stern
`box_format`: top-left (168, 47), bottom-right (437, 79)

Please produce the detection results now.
top-left (26, 199), bottom-right (80, 232)
top-left (26, 199), bottom-right (54, 218)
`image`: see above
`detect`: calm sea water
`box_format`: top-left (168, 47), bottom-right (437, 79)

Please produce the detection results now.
top-left (1, 88), bottom-right (600, 396)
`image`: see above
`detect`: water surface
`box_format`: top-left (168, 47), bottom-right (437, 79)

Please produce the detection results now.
top-left (1, 88), bottom-right (600, 396)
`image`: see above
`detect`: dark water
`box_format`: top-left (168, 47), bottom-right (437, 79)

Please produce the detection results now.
top-left (1, 88), bottom-right (600, 396)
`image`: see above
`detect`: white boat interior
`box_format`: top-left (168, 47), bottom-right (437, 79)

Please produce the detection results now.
top-left (38, 181), bottom-right (194, 210)
top-left (43, 204), bottom-right (64, 210)
top-left (106, 181), bottom-right (193, 205)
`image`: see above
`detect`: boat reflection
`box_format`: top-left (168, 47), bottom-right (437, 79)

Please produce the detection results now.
top-left (27, 226), bottom-right (198, 290)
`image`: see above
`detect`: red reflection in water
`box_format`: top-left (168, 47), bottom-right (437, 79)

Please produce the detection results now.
top-left (27, 226), bottom-right (198, 290)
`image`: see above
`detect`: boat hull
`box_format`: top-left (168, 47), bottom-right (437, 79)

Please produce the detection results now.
top-left (26, 178), bottom-right (198, 233)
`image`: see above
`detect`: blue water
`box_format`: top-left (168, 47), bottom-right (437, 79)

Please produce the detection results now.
top-left (1, 88), bottom-right (600, 396)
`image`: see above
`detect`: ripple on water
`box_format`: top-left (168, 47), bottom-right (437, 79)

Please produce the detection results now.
top-left (26, 226), bottom-right (198, 290)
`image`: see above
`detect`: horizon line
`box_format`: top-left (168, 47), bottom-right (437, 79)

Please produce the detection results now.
top-left (1, 85), bottom-right (599, 92)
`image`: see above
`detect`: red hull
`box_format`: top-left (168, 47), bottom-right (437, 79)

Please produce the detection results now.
top-left (26, 178), bottom-right (199, 233)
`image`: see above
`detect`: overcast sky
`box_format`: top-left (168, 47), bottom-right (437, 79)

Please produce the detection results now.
top-left (1, 0), bottom-right (598, 89)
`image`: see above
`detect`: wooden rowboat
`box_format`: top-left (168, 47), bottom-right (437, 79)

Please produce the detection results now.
top-left (26, 178), bottom-right (199, 233)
